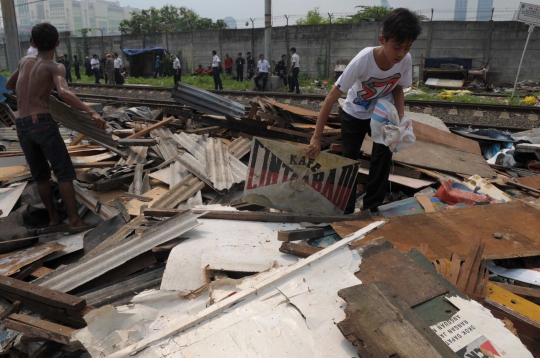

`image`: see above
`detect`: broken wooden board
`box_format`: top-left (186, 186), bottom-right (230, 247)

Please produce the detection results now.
top-left (279, 242), bottom-right (323, 258)
top-left (361, 136), bottom-right (495, 178)
top-left (0, 166), bottom-right (30, 182)
top-left (260, 97), bottom-right (320, 118)
top-left (0, 243), bottom-right (65, 276)
top-left (412, 120), bottom-right (481, 155)
top-left (277, 228), bottom-right (324, 242)
top-left (5, 313), bottom-right (75, 345)
top-left (515, 176), bottom-right (540, 190)
top-left (417, 194), bottom-right (436, 212)
top-left (358, 167), bottom-right (434, 189)
top-left (244, 137), bottom-right (359, 215)
top-left (334, 201), bottom-right (540, 261)
top-left (125, 185), bottom-right (169, 216)
top-left (337, 282), bottom-right (457, 357)
top-left (354, 238), bottom-right (448, 307)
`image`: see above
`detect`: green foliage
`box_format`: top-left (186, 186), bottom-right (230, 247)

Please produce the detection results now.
top-left (119, 6), bottom-right (228, 35)
top-left (78, 28), bottom-right (92, 57)
top-left (296, 7), bottom-right (330, 25)
top-left (336, 6), bottom-right (429, 23)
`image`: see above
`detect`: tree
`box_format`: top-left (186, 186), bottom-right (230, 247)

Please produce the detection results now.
top-left (296, 7), bottom-right (330, 25)
top-left (336, 6), bottom-right (429, 23)
top-left (119, 6), bottom-right (227, 35)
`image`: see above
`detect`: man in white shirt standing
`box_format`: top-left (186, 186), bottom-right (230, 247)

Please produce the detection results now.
top-left (254, 54), bottom-right (270, 92)
top-left (113, 53), bottom-right (123, 85)
top-left (211, 50), bottom-right (223, 90)
top-left (172, 54), bottom-right (181, 88)
top-left (27, 38), bottom-right (38, 56)
top-left (289, 47), bottom-right (300, 94)
top-left (90, 54), bottom-right (101, 84)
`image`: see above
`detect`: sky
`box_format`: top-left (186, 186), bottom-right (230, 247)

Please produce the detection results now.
top-left (118, 0), bottom-right (540, 26)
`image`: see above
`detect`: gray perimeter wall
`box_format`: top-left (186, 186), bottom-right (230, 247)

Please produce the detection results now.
top-left (9, 21), bottom-right (540, 85)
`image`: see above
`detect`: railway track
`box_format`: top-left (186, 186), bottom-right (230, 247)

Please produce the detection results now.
top-left (69, 82), bottom-right (540, 115)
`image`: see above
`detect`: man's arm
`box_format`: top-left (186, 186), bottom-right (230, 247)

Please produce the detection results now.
top-left (306, 85), bottom-right (343, 158)
top-left (6, 67), bottom-right (19, 91)
top-left (52, 63), bottom-right (106, 129)
top-left (392, 85), bottom-right (405, 120)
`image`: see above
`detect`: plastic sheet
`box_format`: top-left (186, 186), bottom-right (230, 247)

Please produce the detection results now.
top-left (370, 99), bottom-right (415, 153)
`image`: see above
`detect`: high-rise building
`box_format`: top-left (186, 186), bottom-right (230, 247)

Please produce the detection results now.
top-left (223, 17), bottom-right (237, 29)
top-left (454, 0), bottom-right (468, 21)
top-left (381, 0), bottom-right (391, 9)
top-left (476, 0), bottom-right (493, 21)
top-left (13, 0), bottom-right (139, 35)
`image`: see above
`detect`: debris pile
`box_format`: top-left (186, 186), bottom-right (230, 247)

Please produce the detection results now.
top-left (0, 83), bottom-right (539, 357)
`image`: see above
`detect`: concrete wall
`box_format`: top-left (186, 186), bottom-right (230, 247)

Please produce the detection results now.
top-left (7, 21), bottom-right (540, 85)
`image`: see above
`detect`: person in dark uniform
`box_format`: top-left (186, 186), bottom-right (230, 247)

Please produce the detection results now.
top-left (235, 52), bottom-right (245, 82)
top-left (73, 55), bottom-right (81, 80)
top-left (63, 54), bottom-right (72, 82)
top-left (275, 54), bottom-right (288, 87)
top-left (84, 57), bottom-right (92, 77)
top-left (246, 51), bottom-right (255, 80)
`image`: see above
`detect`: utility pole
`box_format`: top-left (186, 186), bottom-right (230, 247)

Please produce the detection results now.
top-left (1, 0), bottom-right (21, 73)
top-left (264, 0), bottom-right (271, 62)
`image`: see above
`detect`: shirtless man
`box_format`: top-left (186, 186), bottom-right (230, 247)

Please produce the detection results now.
top-left (6, 23), bottom-right (106, 228)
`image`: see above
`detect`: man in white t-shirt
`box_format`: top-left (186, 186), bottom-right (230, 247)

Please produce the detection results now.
top-left (306, 8), bottom-right (421, 214)
top-left (90, 54), bottom-right (101, 84)
top-left (254, 54), bottom-right (270, 91)
top-left (289, 47), bottom-right (300, 94)
top-left (113, 53), bottom-right (123, 85)
top-left (27, 38), bottom-right (38, 56)
top-left (211, 50), bottom-right (223, 90)
top-left (172, 54), bottom-right (181, 88)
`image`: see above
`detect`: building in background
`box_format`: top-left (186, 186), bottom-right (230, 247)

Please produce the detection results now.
top-left (13, 0), bottom-right (138, 36)
top-left (223, 16), bottom-right (237, 29)
top-left (454, 0), bottom-right (469, 21)
top-left (381, 0), bottom-right (391, 9)
top-left (476, 0), bottom-right (493, 21)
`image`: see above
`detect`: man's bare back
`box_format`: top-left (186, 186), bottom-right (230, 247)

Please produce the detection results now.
top-left (15, 55), bottom-right (63, 118)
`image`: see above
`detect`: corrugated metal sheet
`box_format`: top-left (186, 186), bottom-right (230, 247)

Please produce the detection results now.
top-left (172, 82), bottom-right (245, 118)
top-left (35, 211), bottom-right (201, 292)
top-left (117, 146), bottom-right (147, 166)
top-left (130, 163), bottom-right (144, 195)
top-left (172, 132), bottom-right (207, 164)
top-left (49, 96), bottom-right (119, 149)
top-left (150, 174), bottom-right (205, 209)
top-left (151, 128), bottom-right (179, 161)
top-left (206, 138), bottom-right (235, 191)
top-left (87, 214), bottom-right (146, 256)
top-left (229, 155), bottom-right (248, 183)
top-left (70, 152), bottom-right (116, 164)
top-left (228, 137), bottom-right (252, 158)
top-left (170, 161), bottom-right (188, 187)
top-left (176, 152), bottom-right (214, 189)
top-left (177, 190), bottom-right (203, 210)
top-left (73, 181), bottom-right (119, 220)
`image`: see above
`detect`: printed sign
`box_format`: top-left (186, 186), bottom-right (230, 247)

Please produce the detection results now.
top-left (517, 2), bottom-right (540, 25)
top-left (243, 138), bottom-right (359, 215)
top-left (431, 314), bottom-right (509, 357)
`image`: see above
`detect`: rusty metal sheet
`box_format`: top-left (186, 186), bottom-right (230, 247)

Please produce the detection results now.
top-left (243, 138), bottom-right (359, 215)
top-left (151, 128), bottom-right (178, 161)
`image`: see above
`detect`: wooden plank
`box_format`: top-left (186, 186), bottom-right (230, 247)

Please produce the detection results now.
top-left (279, 242), bottom-right (323, 258)
top-left (514, 176), bottom-right (540, 190)
top-left (247, 101), bottom-right (259, 119)
top-left (125, 186), bottom-right (169, 216)
top-left (0, 275), bottom-right (86, 311)
top-left (486, 282), bottom-right (540, 324)
top-left (0, 243), bottom-right (65, 276)
top-left (72, 161), bottom-right (117, 168)
top-left (69, 134), bottom-right (85, 146)
top-left (5, 313), bottom-right (75, 345)
top-left (126, 116), bottom-right (174, 139)
top-left (361, 136), bottom-right (495, 177)
top-left (416, 195), bottom-right (435, 212)
top-left (456, 237), bottom-right (480, 293)
top-left (30, 266), bottom-right (54, 279)
top-left (447, 253), bottom-right (461, 286)
top-left (261, 98), bottom-right (320, 117)
top-left (0, 300), bottom-right (22, 319)
top-left (412, 120), bottom-right (481, 155)
top-left (492, 282), bottom-right (540, 299)
top-left (336, 201), bottom-right (540, 261)
top-left (277, 228), bottom-right (324, 242)
top-left (107, 221), bottom-right (387, 358)
top-left (147, 208), bottom-right (373, 223)
top-left (337, 282), bottom-right (457, 358)
top-left (353, 238), bottom-right (448, 307)
top-left (122, 192), bottom-right (153, 202)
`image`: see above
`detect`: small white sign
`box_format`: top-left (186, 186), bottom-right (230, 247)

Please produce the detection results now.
top-left (517, 2), bottom-right (540, 25)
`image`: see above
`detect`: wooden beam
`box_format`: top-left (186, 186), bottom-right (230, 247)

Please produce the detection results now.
top-left (144, 208), bottom-right (373, 223)
top-left (491, 282), bottom-right (540, 300)
top-left (69, 134), bottom-right (85, 146)
top-left (72, 161), bottom-right (117, 168)
top-left (0, 300), bottom-right (22, 319)
top-left (126, 116), bottom-right (174, 139)
top-left (279, 242), bottom-right (323, 258)
top-left (0, 275), bottom-right (86, 311)
top-left (5, 313), bottom-right (75, 345)
top-left (122, 192), bottom-right (153, 202)
top-left (277, 228), bottom-right (325, 242)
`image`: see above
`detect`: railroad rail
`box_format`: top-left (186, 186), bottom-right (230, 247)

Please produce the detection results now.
top-left (69, 83), bottom-right (540, 114)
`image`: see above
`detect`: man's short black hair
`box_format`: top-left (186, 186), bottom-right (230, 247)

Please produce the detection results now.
top-left (31, 23), bottom-right (58, 52)
top-left (212, 50), bottom-right (217, 55)
top-left (74, 55), bottom-right (77, 58)
top-left (382, 8), bottom-right (422, 45)
top-left (281, 54), bottom-right (286, 57)
top-left (93, 54), bottom-right (98, 57)
top-left (259, 54), bottom-right (264, 57)
top-left (114, 52), bottom-right (118, 56)
top-left (290, 47), bottom-right (296, 52)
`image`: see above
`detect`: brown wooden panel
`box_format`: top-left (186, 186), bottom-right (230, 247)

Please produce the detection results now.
top-left (412, 120), bottom-right (481, 155)
top-left (334, 201), bottom-right (540, 261)
top-left (354, 238), bottom-right (448, 307)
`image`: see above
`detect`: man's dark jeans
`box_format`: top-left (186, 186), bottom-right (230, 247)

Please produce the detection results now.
top-left (290, 67), bottom-right (300, 93)
top-left (340, 111), bottom-right (392, 213)
top-left (16, 114), bottom-right (76, 184)
top-left (212, 67), bottom-right (223, 89)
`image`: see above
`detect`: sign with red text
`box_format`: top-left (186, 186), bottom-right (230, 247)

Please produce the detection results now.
top-left (517, 2), bottom-right (540, 25)
top-left (243, 138), bottom-right (359, 215)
